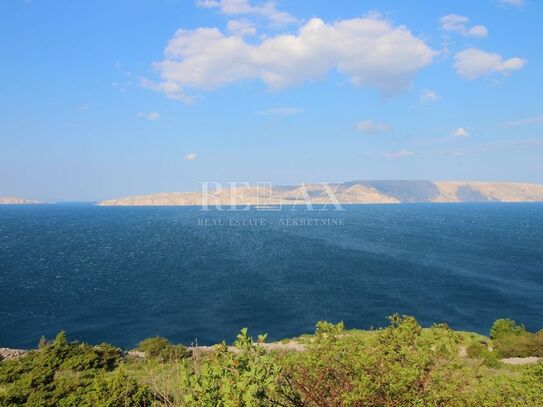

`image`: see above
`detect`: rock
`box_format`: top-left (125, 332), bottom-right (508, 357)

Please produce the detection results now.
top-left (500, 357), bottom-right (542, 365)
top-left (0, 348), bottom-right (28, 361)
top-left (124, 350), bottom-right (146, 359)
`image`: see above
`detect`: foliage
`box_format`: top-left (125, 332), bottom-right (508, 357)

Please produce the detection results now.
top-left (490, 318), bottom-right (526, 340)
top-left (179, 328), bottom-right (283, 406)
top-left (465, 363), bottom-right (543, 407)
top-left (1, 317), bottom-right (543, 406)
top-left (315, 320), bottom-right (345, 336)
top-left (466, 341), bottom-right (500, 367)
top-left (138, 336), bottom-right (190, 361)
top-left (490, 319), bottom-right (543, 358)
top-left (494, 332), bottom-right (543, 358)
top-left (282, 315), bottom-right (469, 406)
top-left (83, 367), bottom-right (153, 406)
top-left (0, 331), bottom-right (151, 407)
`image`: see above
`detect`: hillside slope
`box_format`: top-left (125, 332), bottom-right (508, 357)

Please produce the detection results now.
top-left (97, 181), bottom-right (543, 206)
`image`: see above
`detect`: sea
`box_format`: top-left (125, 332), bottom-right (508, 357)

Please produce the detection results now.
top-left (0, 203), bottom-right (542, 349)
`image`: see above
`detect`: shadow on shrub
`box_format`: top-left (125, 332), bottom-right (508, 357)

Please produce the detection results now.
top-left (138, 336), bottom-right (190, 361)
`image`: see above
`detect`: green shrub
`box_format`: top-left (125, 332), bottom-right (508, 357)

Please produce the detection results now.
top-left (2, 318), bottom-right (543, 406)
top-left (282, 315), bottom-right (467, 406)
top-left (0, 332), bottom-right (150, 407)
top-left (490, 318), bottom-right (543, 358)
top-left (494, 333), bottom-right (543, 358)
top-left (180, 328), bottom-right (283, 406)
top-left (315, 320), bottom-right (345, 336)
top-left (138, 336), bottom-right (170, 358)
top-left (138, 336), bottom-right (189, 361)
top-left (84, 367), bottom-right (153, 406)
top-left (467, 363), bottom-right (543, 406)
top-left (466, 341), bottom-right (500, 367)
top-left (490, 319), bottom-right (525, 340)
top-left (466, 341), bottom-right (486, 358)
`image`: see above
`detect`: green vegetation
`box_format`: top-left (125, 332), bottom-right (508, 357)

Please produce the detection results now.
top-left (1, 316), bottom-right (542, 406)
top-left (0, 331), bottom-right (152, 406)
top-left (138, 337), bottom-right (190, 362)
top-left (490, 319), bottom-right (543, 358)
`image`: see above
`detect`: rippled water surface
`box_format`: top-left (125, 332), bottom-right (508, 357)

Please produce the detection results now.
top-left (1, 203), bottom-right (542, 348)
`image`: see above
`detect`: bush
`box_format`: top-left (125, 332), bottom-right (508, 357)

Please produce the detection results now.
top-left (282, 315), bottom-right (467, 406)
top-left (494, 333), bottom-right (543, 358)
top-left (315, 320), bottom-right (345, 336)
top-left (84, 367), bottom-right (153, 406)
top-left (0, 331), bottom-right (127, 406)
top-left (490, 319), bottom-right (525, 340)
top-left (138, 336), bottom-right (189, 361)
top-left (138, 336), bottom-right (170, 358)
top-left (180, 328), bottom-right (283, 406)
top-left (2, 318), bottom-right (543, 406)
top-left (467, 363), bottom-right (543, 406)
top-left (466, 341), bottom-right (500, 367)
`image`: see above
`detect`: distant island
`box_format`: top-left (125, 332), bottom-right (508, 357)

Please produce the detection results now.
top-left (97, 180), bottom-right (543, 206)
top-left (0, 197), bottom-right (42, 205)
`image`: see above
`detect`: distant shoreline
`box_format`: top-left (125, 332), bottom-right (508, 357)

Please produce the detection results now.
top-left (97, 180), bottom-right (543, 206)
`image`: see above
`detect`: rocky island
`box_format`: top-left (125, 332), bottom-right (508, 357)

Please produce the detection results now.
top-left (97, 180), bottom-right (543, 206)
top-left (0, 197), bottom-right (42, 205)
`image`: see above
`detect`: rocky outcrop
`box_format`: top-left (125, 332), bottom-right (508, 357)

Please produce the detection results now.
top-left (0, 348), bottom-right (28, 361)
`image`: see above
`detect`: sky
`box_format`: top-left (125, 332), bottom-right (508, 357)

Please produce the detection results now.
top-left (1, 0), bottom-right (542, 202)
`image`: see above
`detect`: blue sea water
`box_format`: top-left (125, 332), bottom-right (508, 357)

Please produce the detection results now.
top-left (0, 203), bottom-right (542, 349)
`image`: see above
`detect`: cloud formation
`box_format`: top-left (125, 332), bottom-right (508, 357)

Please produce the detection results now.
top-left (451, 127), bottom-right (469, 137)
top-left (440, 15), bottom-right (488, 38)
top-left (454, 48), bottom-right (526, 79)
top-left (227, 19), bottom-right (257, 36)
top-left (149, 15), bottom-right (435, 101)
top-left (140, 78), bottom-right (192, 103)
top-left (420, 89), bottom-right (440, 104)
top-left (184, 152), bottom-right (197, 161)
top-left (356, 120), bottom-right (392, 135)
top-left (137, 112), bottom-right (161, 121)
top-left (196, 0), bottom-right (298, 25)
top-left (384, 150), bottom-right (414, 159)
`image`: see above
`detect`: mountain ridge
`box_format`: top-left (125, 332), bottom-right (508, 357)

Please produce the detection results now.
top-left (97, 180), bottom-right (543, 206)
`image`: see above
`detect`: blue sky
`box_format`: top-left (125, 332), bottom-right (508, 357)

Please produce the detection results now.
top-left (1, 0), bottom-right (542, 201)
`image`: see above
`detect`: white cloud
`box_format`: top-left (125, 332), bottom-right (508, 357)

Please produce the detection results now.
top-left (466, 25), bottom-right (488, 38)
top-left (451, 127), bottom-right (469, 137)
top-left (137, 112), bottom-right (161, 121)
top-left (184, 152), bottom-right (197, 161)
top-left (227, 19), bottom-right (257, 36)
top-left (149, 16), bottom-right (435, 101)
top-left (356, 120), bottom-right (392, 135)
top-left (501, 115), bottom-right (543, 127)
top-left (384, 150), bottom-right (414, 159)
top-left (454, 48), bottom-right (526, 79)
top-left (196, 0), bottom-right (220, 7)
top-left (440, 15), bottom-right (488, 38)
top-left (497, 0), bottom-right (525, 7)
top-left (259, 107), bottom-right (303, 116)
top-left (420, 88), bottom-right (440, 104)
top-left (196, 0), bottom-right (298, 25)
top-left (140, 78), bottom-right (192, 103)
